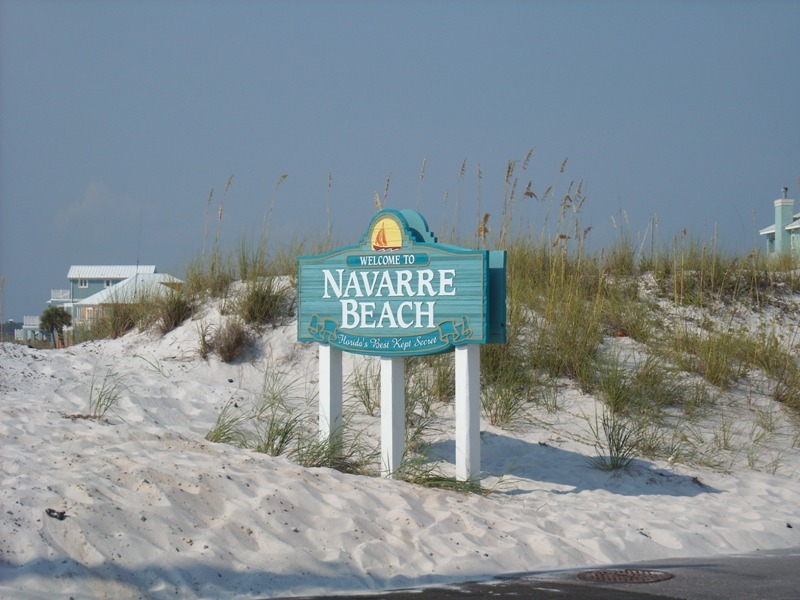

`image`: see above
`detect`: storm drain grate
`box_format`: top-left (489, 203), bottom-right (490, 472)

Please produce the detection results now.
top-left (576, 568), bottom-right (675, 584)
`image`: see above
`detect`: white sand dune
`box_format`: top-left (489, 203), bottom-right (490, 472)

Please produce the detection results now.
top-left (2, 298), bottom-right (799, 599)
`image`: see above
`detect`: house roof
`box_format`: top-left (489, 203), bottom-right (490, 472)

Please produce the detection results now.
top-left (67, 265), bottom-right (157, 280)
top-left (77, 273), bottom-right (182, 306)
top-left (759, 213), bottom-right (800, 236)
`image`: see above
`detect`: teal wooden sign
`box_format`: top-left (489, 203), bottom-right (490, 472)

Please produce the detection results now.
top-left (297, 209), bottom-right (506, 357)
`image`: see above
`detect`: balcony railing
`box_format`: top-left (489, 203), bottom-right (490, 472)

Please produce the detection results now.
top-left (50, 289), bottom-right (71, 301)
top-left (23, 316), bottom-right (40, 327)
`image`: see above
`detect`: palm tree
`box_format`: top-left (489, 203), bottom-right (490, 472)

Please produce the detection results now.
top-left (40, 306), bottom-right (72, 346)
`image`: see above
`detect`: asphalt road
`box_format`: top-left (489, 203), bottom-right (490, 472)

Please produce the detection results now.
top-left (284, 546), bottom-right (800, 599)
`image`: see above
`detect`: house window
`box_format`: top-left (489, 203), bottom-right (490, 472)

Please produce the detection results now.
top-left (86, 307), bottom-right (94, 320)
top-left (105, 280), bottom-right (112, 287)
top-left (79, 279), bottom-right (88, 288)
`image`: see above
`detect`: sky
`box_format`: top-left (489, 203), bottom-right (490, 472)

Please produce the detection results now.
top-left (1, 0), bottom-right (798, 322)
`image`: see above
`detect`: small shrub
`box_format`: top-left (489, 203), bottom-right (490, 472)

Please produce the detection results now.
top-left (215, 319), bottom-right (250, 363)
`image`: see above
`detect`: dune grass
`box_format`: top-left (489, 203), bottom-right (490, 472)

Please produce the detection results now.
top-left (81, 163), bottom-right (800, 481)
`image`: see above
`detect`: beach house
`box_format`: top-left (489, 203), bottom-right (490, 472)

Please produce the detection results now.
top-left (48, 265), bottom-right (158, 318)
top-left (17, 265), bottom-right (176, 343)
top-left (75, 272), bottom-right (182, 323)
top-left (759, 189), bottom-right (800, 256)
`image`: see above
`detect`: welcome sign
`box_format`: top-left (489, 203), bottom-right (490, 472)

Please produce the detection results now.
top-left (297, 209), bottom-right (505, 357)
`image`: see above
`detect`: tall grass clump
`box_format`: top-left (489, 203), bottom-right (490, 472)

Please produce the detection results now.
top-left (348, 358), bottom-right (381, 416)
top-left (517, 187), bottom-right (604, 383)
top-left (185, 178), bottom-right (237, 302)
top-left (588, 407), bottom-right (641, 471)
top-left (403, 357), bottom-right (444, 452)
top-left (394, 449), bottom-right (486, 494)
top-left (505, 242), bottom-right (603, 388)
top-left (290, 427), bottom-right (376, 475)
top-left (197, 321), bottom-right (214, 359)
top-left (530, 277), bottom-right (604, 388)
top-left (769, 362), bottom-right (800, 410)
top-left (88, 303), bottom-right (140, 339)
top-left (414, 353), bottom-right (456, 404)
top-left (601, 289), bottom-right (658, 342)
top-left (749, 329), bottom-right (800, 410)
top-left (600, 276), bottom-right (659, 343)
top-left (594, 351), bottom-right (697, 425)
top-left (252, 405), bottom-right (302, 456)
top-left (153, 290), bottom-right (193, 334)
top-left (270, 237), bottom-right (315, 281)
top-left (480, 333), bottom-right (536, 427)
top-left (647, 231), bottom-right (800, 309)
top-left (668, 328), bottom-right (750, 390)
top-left (184, 253), bottom-right (236, 303)
top-left (88, 365), bottom-right (126, 419)
top-left (655, 232), bottom-right (733, 306)
top-left (233, 277), bottom-right (294, 328)
top-left (237, 237), bottom-right (270, 283)
top-left (205, 400), bottom-right (250, 446)
top-left (601, 218), bottom-right (638, 277)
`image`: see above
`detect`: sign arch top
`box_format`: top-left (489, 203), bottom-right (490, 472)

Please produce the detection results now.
top-left (359, 209), bottom-right (438, 249)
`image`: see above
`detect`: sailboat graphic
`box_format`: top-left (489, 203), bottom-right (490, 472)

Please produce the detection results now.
top-left (372, 221), bottom-right (402, 251)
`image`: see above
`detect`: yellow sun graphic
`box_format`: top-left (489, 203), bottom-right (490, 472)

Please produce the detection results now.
top-left (371, 218), bottom-right (403, 251)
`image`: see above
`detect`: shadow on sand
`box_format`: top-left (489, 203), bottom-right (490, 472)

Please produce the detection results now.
top-left (428, 431), bottom-right (720, 497)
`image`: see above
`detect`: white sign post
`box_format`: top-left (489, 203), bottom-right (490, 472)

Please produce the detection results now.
top-left (318, 344), bottom-right (342, 444)
top-left (380, 357), bottom-right (405, 478)
top-left (455, 345), bottom-right (480, 481)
